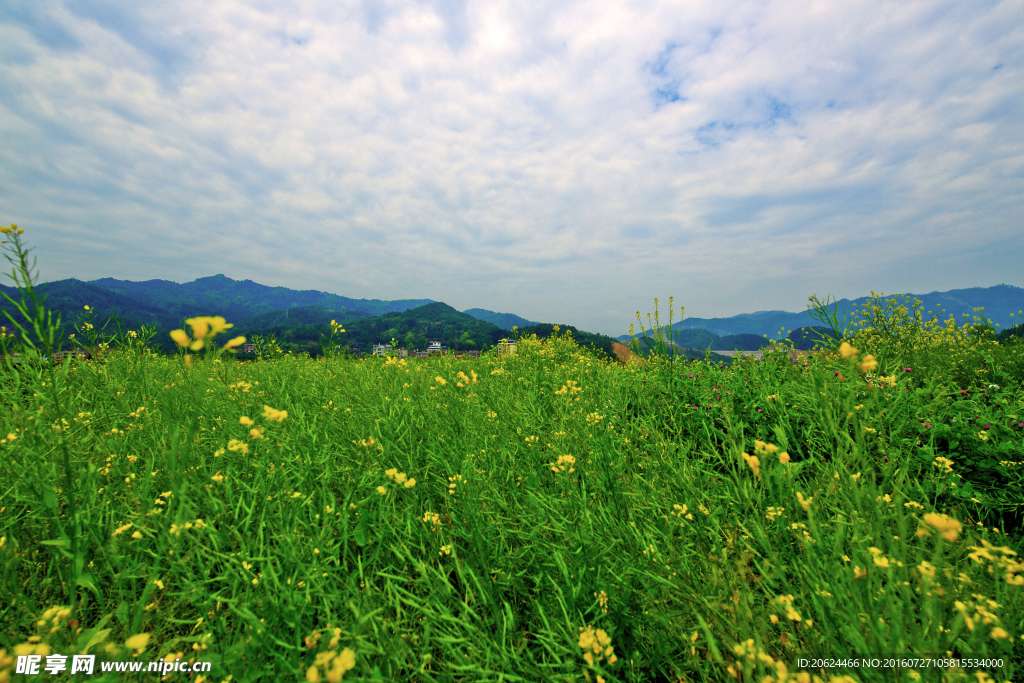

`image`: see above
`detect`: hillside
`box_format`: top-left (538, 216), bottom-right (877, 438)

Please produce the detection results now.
top-left (309, 302), bottom-right (510, 355)
top-left (618, 285), bottom-right (1024, 339)
top-left (512, 323), bottom-right (619, 361)
top-left (618, 326), bottom-right (837, 354)
top-left (89, 275), bottom-right (433, 321)
top-left (0, 275), bottom-right (434, 352)
top-left (462, 308), bottom-right (538, 330)
top-left (235, 305), bottom-right (624, 360)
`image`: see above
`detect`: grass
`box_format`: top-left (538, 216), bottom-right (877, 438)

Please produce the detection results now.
top-left (1, 226), bottom-right (1023, 683)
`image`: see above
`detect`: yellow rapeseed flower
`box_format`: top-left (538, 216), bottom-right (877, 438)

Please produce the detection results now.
top-left (923, 513), bottom-right (963, 542)
top-left (869, 548), bottom-right (890, 568)
top-left (240, 416), bottom-right (254, 426)
top-left (223, 336), bottom-right (246, 351)
top-left (263, 405), bottom-right (288, 422)
top-left (741, 452), bottom-right (761, 479)
top-left (170, 329), bottom-right (191, 348)
top-left (124, 633), bottom-right (150, 651)
top-left (839, 342), bottom-right (858, 358)
top-left (859, 355), bottom-right (878, 372)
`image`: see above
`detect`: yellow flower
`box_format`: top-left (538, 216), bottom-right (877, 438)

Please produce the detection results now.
top-left (376, 486), bottom-right (387, 496)
top-left (240, 416), bottom-right (254, 426)
top-left (191, 316), bottom-right (231, 339)
top-left (778, 451), bottom-right (790, 464)
top-left (227, 439), bottom-right (248, 454)
top-left (263, 405), bottom-right (288, 422)
top-left (923, 513), bottom-right (963, 542)
top-left (223, 336), bottom-right (246, 351)
top-left (991, 627), bottom-right (1008, 639)
top-left (550, 455), bottom-right (576, 474)
top-left (859, 355), bottom-right (878, 372)
top-left (740, 452), bottom-right (761, 478)
top-left (839, 342), bottom-right (858, 358)
top-left (435, 376), bottom-right (447, 386)
top-left (124, 633), bottom-right (150, 651)
top-left (869, 548), bottom-right (890, 568)
top-left (170, 329), bottom-right (191, 348)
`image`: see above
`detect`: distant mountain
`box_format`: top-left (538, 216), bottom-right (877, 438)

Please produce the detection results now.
top-left (90, 275), bottom-right (433, 321)
top-left (619, 285), bottom-right (1024, 339)
top-left (232, 305), bottom-right (373, 335)
top-left (462, 308), bottom-right (538, 330)
top-left (716, 333), bottom-right (772, 351)
top-left (1, 278), bottom-right (182, 331)
top-left (0, 275), bottom-right (436, 353)
top-left (330, 302), bottom-right (509, 354)
top-left (234, 304), bottom-right (623, 360)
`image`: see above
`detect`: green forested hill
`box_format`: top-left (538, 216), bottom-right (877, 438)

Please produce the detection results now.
top-left (334, 302), bottom-right (509, 353)
top-left (462, 308), bottom-right (537, 330)
top-left (232, 305), bottom-right (371, 335)
top-left (89, 275), bottom-right (432, 320)
top-left (0, 279), bottom-right (183, 331)
top-left (0, 276), bottom-right (433, 353)
top-left (513, 323), bottom-right (618, 361)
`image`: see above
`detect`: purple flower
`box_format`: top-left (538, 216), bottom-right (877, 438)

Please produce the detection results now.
top-left (904, 367), bottom-right (912, 372)
top-left (984, 424), bottom-right (990, 430)
top-left (924, 423), bottom-right (932, 428)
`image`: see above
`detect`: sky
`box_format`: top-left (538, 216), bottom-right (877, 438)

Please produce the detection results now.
top-left (1, 0), bottom-right (1022, 337)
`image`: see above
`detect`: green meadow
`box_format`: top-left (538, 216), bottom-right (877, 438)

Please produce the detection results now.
top-left (1, 225), bottom-right (1023, 683)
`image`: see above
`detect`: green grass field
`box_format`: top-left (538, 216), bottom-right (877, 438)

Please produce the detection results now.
top-left (1, 226), bottom-right (1023, 683)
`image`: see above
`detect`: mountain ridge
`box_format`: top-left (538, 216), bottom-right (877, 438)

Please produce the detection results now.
top-left (617, 284), bottom-right (1024, 341)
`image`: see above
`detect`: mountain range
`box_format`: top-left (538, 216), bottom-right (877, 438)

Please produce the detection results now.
top-left (1, 276), bottom-right (1020, 356)
top-left (617, 285), bottom-right (1024, 342)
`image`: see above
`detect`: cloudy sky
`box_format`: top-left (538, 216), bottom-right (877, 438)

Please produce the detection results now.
top-left (1, 0), bottom-right (1021, 336)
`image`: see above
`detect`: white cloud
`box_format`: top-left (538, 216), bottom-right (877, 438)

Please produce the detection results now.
top-left (0, 0), bottom-right (1021, 335)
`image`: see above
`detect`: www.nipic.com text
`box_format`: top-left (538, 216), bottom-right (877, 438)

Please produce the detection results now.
top-left (15, 654), bottom-right (212, 676)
